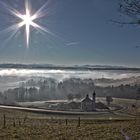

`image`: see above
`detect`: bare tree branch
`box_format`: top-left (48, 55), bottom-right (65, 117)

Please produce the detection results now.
top-left (110, 19), bottom-right (140, 25)
top-left (115, 0), bottom-right (140, 25)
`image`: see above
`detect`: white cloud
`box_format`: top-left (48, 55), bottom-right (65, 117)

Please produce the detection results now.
top-left (66, 42), bottom-right (79, 47)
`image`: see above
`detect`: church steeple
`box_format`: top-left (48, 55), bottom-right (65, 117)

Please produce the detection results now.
top-left (92, 91), bottom-right (96, 101)
top-left (92, 91), bottom-right (96, 111)
top-left (86, 94), bottom-right (89, 98)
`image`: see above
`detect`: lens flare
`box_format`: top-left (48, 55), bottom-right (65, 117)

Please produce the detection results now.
top-left (1, 0), bottom-right (52, 48)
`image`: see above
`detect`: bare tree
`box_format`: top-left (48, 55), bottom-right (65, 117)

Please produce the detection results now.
top-left (75, 93), bottom-right (82, 101)
top-left (112, 0), bottom-right (140, 25)
top-left (67, 94), bottom-right (74, 101)
top-left (106, 96), bottom-right (113, 106)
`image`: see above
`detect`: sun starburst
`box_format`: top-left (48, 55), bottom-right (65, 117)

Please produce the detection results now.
top-left (1, 0), bottom-right (52, 48)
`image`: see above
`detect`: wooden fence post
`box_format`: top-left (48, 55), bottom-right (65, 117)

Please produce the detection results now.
top-left (65, 119), bottom-right (68, 126)
top-left (3, 114), bottom-right (6, 128)
top-left (23, 115), bottom-right (27, 125)
top-left (77, 117), bottom-right (80, 127)
top-left (13, 118), bottom-right (16, 127)
top-left (19, 119), bottom-right (21, 126)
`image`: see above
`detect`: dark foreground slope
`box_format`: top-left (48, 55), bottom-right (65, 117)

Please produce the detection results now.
top-left (0, 108), bottom-right (139, 140)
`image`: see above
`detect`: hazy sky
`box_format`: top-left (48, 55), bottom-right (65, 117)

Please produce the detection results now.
top-left (0, 0), bottom-right (139, 67)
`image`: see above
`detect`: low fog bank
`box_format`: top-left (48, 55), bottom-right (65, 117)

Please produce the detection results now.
top-left (0, 77), bottom-right (139, 105)
top-left (0, 68), bottom-right (139, 104)
top-left (0, 68), bottom-right (140, 91)
top-left (0, 69), bottom-right (139, 80)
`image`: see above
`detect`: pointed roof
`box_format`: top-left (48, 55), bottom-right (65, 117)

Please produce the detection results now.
top-left (81, 94), bottom-right (92, 103)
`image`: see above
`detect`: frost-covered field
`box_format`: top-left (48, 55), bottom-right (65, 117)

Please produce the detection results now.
top-left (0, 107), bottom-right (139, 140)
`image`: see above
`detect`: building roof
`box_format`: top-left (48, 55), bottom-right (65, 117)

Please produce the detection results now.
top-left (95, 102), bottom-right (109, 109)
top-left (81, 94), bottom-right (93, 103)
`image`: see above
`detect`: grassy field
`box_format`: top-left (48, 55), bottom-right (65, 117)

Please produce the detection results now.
top-left (0, 108), bottom-right (139, 140)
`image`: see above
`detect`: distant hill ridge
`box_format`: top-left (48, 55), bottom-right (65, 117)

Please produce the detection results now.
top-left (0, 64), bottom-right (140, 71)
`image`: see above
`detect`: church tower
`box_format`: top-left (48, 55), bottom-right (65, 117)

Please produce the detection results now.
top-left (92, 91), bottom-right (96, 111)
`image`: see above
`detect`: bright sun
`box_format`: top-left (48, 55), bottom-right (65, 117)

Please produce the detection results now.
top-left (17, 6), bottom-right (37, 47)
top-left (2, 0), bottom-right (51, 48)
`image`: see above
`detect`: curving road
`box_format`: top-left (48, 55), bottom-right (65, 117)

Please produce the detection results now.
top-left (0, 105), bottom-right (110, 116)
top-left (0, 104), bottom-right (138, 118)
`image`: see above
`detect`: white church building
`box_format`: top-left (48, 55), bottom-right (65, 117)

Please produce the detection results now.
top-left (81, 91), bottom-right (96, 111)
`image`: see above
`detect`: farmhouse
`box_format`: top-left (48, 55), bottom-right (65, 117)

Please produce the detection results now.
top-left (81, 91), bottom-right (96, 111)
top-left (47, 91), bottom-right (109, 112)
